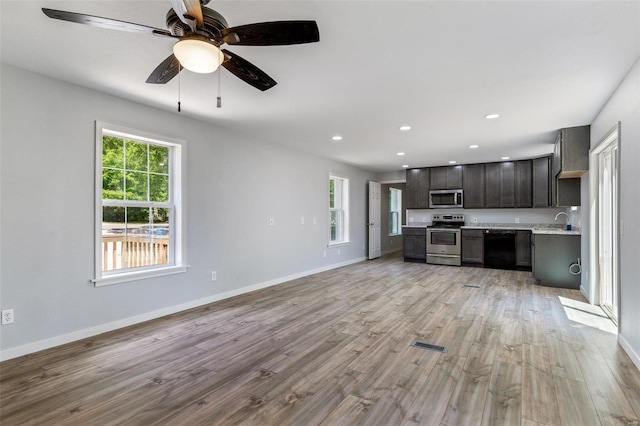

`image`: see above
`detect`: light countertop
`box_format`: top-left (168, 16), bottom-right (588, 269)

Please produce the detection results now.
top-left (403, 223), bottom-right (581, 235)
top-left (462, 224), bottom-right (581, 235)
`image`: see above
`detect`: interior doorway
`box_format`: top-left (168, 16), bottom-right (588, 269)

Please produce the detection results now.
top-left (594, 125), bottom-right (620, 324)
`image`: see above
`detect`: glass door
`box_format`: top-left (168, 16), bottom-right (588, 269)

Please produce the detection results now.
top-left (598, 136), bottom-right (618, 323)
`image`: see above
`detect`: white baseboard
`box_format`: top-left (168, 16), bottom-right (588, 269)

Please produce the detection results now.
top-left (0, 257), bottom-right (365, 362)
top-left (579, 284), bottom-right (590, 303)
top-left (618, 333), bottom-right (640, 372)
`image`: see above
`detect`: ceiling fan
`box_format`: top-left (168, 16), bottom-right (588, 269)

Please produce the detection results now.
top-left (42, 0), bottom-right (320, 91)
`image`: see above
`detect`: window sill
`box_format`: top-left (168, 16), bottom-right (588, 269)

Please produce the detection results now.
top-left (389, 233), bottom-right (402, 237)
top-left (92, 265), bottom-right (189, 287)
top-left (327, 241), bottom-right (351, 248)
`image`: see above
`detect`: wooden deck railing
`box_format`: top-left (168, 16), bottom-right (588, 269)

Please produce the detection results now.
top-left (102, 234), bottom-right (169, 271)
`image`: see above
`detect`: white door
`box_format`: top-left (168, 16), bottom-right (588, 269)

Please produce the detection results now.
top-left (368, 181), bottom-right (381, 259)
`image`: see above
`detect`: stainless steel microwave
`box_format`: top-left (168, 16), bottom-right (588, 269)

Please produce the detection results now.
top-left (429, 189), bottom-right (463, 209)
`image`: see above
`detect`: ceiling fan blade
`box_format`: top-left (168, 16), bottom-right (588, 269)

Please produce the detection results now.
top-left (221, 21), bottom-right (319, 46)
top-left (168, 0), bottom-right (203, 31)
top-left (42, 8), bottom-right (174, 38)
top-left (221, 49), bottom-right (277, 91)
top-left (146, 54), bottom-right (182, 84)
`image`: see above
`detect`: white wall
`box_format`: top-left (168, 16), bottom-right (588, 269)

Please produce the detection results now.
top-left (0, 64), bottom-right (375, 359)
top-left (588, 56), bottom-right (640, 368)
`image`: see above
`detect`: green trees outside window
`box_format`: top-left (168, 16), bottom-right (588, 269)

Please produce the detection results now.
top-left (101, 133), bottom-right (173, 272)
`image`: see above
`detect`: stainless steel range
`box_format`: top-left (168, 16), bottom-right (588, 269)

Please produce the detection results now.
top-left (426, 214), bottom-right (464, 266)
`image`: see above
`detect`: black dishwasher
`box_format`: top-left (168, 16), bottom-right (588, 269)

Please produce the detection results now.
top-left (484, 230), bottom-right (516, 270)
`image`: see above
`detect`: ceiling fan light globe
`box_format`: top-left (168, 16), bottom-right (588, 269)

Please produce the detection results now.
top-left (173, 39), bottom-right (223, 73)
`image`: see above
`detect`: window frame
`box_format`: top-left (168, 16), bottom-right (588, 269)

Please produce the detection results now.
top-left (93, 122), bottom-right (187, 286)
top-left (328, 174), bottom-right (350, 246)
top-left (389, 187), bottom-right (402, 236)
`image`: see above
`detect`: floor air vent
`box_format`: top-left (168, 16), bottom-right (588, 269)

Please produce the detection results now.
top-left (410, 340), bottom-right (448, 353)
top-left (463, 284), bottom-right (481, 288)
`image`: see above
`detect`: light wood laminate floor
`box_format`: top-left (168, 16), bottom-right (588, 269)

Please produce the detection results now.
top-left (1, 254), bottom-right (639, 425)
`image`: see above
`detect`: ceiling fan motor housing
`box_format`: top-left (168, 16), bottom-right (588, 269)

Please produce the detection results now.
top-left (166, 7), bottom-right (229, 41)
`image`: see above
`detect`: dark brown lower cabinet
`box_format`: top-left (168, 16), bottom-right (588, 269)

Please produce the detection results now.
top-left (515, 230), bottom-right (532, 269)
top-left (462, 229), bottom-right (484, 265)
top-left (402, 227), bottom-right (426, 262)
top-left (462, 228), bottom-right (530, 270)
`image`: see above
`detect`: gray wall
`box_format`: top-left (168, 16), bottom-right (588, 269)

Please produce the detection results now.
top-left (587, 56), bottom-right (640, 366)
top-left (380, 183), bottom-right (406, 254)
top-left (0, 64), bottom-right (375, 358)
top-left (376, 170), bottom-right (406, 182)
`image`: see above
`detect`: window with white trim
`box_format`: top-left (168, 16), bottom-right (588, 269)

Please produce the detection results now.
top-left (95, 123), bottom-right (186, 285)
top-left (389, 187), bottom-right (402, 236)
top-left (329, 175), bottom-right (349, 244)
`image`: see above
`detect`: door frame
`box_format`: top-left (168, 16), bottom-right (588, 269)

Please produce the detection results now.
top-left (589, 122), bottom-right (621, 324)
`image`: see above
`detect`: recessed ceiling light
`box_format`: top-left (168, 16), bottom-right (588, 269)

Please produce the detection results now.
top-left (485, 113), bottom-right (500, 119)
top-left (501, 156), bottom-right (510, 160)
top-left (399, 125), bottom-right (411, 131)
top-left (402, 164), bottom-right (409, 168)
top-left (332, 135), bottom-right (343, 141)
top-left (397, 152), bottom-right (405, 156)
top-left (469, 144), bottom-right (479, 149)
top-left (449, 160), bottom-right (457, 164)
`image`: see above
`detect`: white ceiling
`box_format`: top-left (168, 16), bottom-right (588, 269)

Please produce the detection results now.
top-left (2, 1), bottom-right (639, 172)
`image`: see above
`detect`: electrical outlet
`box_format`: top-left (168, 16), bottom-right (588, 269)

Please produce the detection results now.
top-left (473, 217), bottom-right (478, 223)
top-left (269, 217), bottom-right (274, 226)
top-left (323, 251), bottom-right (327, 258)
top-left (2, 309), bottom-right (14, 325)
top-left (301, 216), bottom-right (305, 225)
top-left (211, 271), bottom-right (217, 281)
top-left (337, 249), bottom-right (341, 256)
top-left (515, 217), bottom-right (520, 223)
top-left (313, 217), bottom-right (317, 225)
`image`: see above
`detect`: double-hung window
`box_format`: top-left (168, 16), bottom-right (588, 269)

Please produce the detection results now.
top-left (389, 187), bottom-right (402, 235)
top-left (95, 123), bottom-right (186, 286)
top-left (329, 175), bottom-right (349, 244)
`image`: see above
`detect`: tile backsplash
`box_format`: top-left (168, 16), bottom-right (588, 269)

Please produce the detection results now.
top-left (407, 207), bottom-right (581, 229)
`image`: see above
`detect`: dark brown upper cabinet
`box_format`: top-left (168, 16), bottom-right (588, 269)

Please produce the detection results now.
top-left (553, 125), bottom-right (590, 178)
top-left (485, 162), bottom-right (515, 208)
top-left (532, 156), bottom-right (551, 207)
top-left (406, 168), bottom-right (430, 209)
top-left (462, 164), bottom-right (485, 208)
top-left (515, 160), bottom-right (532, 208)
top-left (430, 166), bottom-right (463, 190)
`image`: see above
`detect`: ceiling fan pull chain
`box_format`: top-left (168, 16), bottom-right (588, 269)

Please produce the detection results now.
top-left (217, 68), bottom-right (222, 108)
top-left (178, 63), bottom-right (182, 112)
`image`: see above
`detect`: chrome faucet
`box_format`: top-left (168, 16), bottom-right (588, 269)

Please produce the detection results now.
top-left (555, 211), bottom-right (571, 230)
